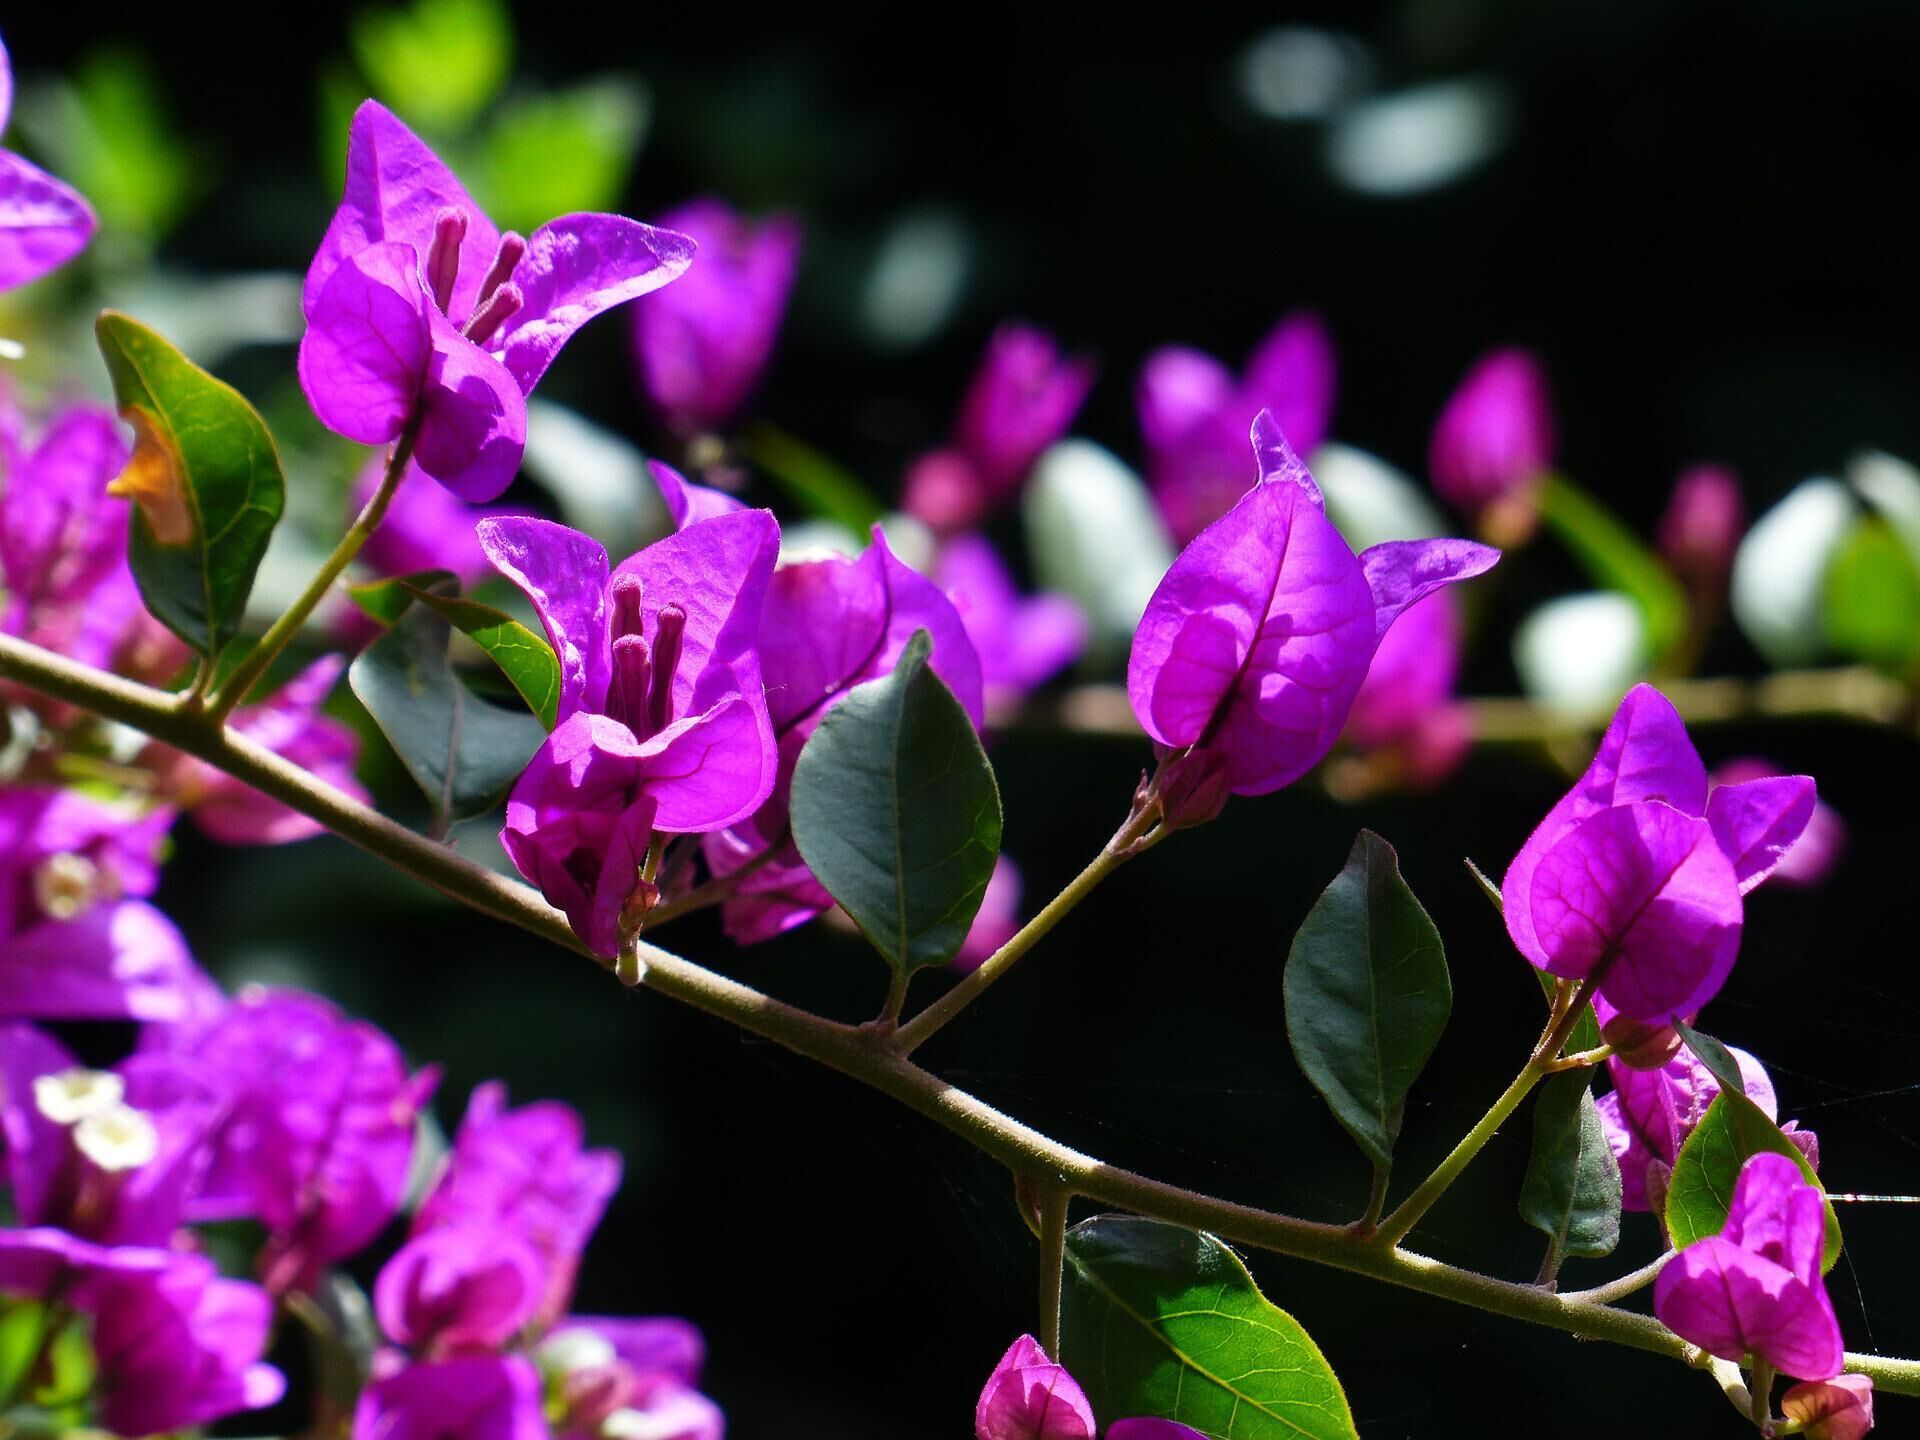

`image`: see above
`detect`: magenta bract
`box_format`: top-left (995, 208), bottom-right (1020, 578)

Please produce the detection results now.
top-left (632, 197), bottom-right (801, 435)
top-left (299, 102), bottom-right (694, 500)
top-left (1428, 347), bottom-right (1554, 516)
top-left (1503, 685), bottom-right (1817, 1022)
top-left (1127, 411), bottom-right (1497, 798)
top-left (1137, 310), bottom-right (1335, 543)
top-left (1658, 463), bottom-right (1745, 593)
top-left (0, 36), bottom-right (96, 291)
top-left (374, 1222), bottom-right (547, 1356)
top-left (354, 1353), bottom-right (548, 1440)
top-left (1596, 1039), bottom-right (1779, 1210)
top-left (976, 1334), bottom-right (1098, 1440)
top-left (1655, 1152), bottom-right (1846, 1380)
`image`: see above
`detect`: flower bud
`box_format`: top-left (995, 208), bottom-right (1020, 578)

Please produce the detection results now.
top-left (1429, 347), bottom-right (1553, 523)
top-left (1600, 1012), bottom-right (1685, 1071)
top-left (1147, 744), bottom-right (1232, 833)
top-left (1658, 464), bottom-right (1744, 594)
top-left (1781, 1375), bottom-right (1874, 1440)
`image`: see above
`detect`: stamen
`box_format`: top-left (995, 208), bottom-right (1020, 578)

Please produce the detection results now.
top-left (608, 574), bottom-right (646, 642)
top-left (608, 635), bottom-right (652, 734)
top-left (427, 207), bottom-right (469, 314)
top-left (73, 1104), bottom-right (159, 1173)
top-left (33, 852), bottom-right (103, 920)
top-left (646, 604), bottom-right (687, 737)
top-left (464, 281), bottom-right (523, 347)
top-left (474, 231), bottom-right (527, 309)
top-left (34, 1068), bottom-right (126, 1125)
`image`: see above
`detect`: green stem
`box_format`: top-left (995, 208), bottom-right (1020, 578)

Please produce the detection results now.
top-left (1037, 1186), bottom-right (1072, 1357)
top-left (207, 419), bottom-right (420, 722)
top-left (1560, 1250), bottom-right (1672, 1305)
top-left (6, 631), bottom-right (1920, 1400)
top-left (875, 969), bottom-right (911, 1030)
top-left (1750, 1359), bottom-right (1775, 1430)
top-left (892, 804), bottom-right (1160, 1055)
top-left (1375, 977), bottom-right (1597, 1248)
top-left (1354, 1162), bottom-right (1390, 1238)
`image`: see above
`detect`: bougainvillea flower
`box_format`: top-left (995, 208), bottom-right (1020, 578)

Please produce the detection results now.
top-left (904, 325), bottom-right (1095, 534)
top-left (0, 1023), bottom-right (223, 1247)
top-left (976, 1335), bottom-right (1098, 1440)
top-left (1659, 463), bottom-right (1745, 598)
top-left (299, 101), bottom-right (695, 501)
top-left (937, 534), bottom-right (1087, 711)
top-left (76, 1248), bottom-right (286, 1434)
top-left (1341, 589), bottom-right (1472, 787)
top-left (0, 788), bottom-right (219, 1024)
top-left (1503, 685), bottom-right (1817, 1022)
top-left (148, 655), bottom-right (369, 845)
top-left (413, 1080), bottom-right (621, 1328)
top-left (1596, 1038), bottom-right (1779, 1210)
top-left (1782, 1375), bottom-right (1876, 1440)
top-left (1137, 311), bottom-right (1335, 543)
top-left (1714, 758), bottom-right (1843, 887)
top-left (1428, 347), bottom-right (1554, 518)
top-left (0, 36), bottom-right (96, 290)
top-left (652, 458), bottom-right (745, 530)
top-left (542, 1317), bottom-right (720, 1440)
top-left (1655, 1152), bottom-right (1846, 1380)
top-left (1127, 411), bottom-right (1498, 798)
top-left (957, 856), bottom-right (1022, 970)
top-left (703, 527), bottom-right (984, 942)
top-left (355, 1353), bottom-right (548, 1440)
top-left (632, 197), bottom-right (801, 436)
top-left (145, 987), bottom-right (438, 1293)
top-left (374, 1223), bottom-right (548, 1356)
top-left (482, 509), bottom-right (780, 954)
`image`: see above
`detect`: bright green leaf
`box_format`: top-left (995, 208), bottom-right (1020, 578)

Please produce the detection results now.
top-left (50, 47), bottom-right (204, 243)
top-left (474, 79), bottom-right (648, 234)
top-left (346, 573), bottom-right (561, 729)
top-left (349, 596), bottom-right (546, 824)
top-left (1537, 474), bottom-right (1690, 664)
top-left (351, 0), bottom-right (512, 134)
top-left (95, 311), bottom-right (286, 660)
top-left (1823, 516), bottom-right (1920, 671)
top-left (1667, 1025), bottom-right (1841, 1274)
top-left (789, 630), bottom-right (1001, 973)
top-left (1061, 1215), bottom-right (1358, 1440)
top-left (742, 422), bottom-right (886, 536)
top-left (1520, 1070), bottom-right (1621, 1261)
top-left (1284, 831), bottom-right (1451, 1171)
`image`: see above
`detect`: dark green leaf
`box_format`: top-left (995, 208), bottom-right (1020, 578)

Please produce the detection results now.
top-left (742, 422), bottom-right (886, 535)
top-left (1520, 1071), bottom-right (1621, 1260)
top-left (346, 573), bottom-right (561, 730)
top-left (789, 631), bottom-right (1001, 972)
top-left (1284, 831), bottom-right (1450, 1170)
top-left (1666, 1091), bottom-right (1841, 1273)
top-left (1061, 1215), bottom-right (1357, 1440)
top-left (95, 311), bottom-right (286, 659)
top-left (1464, 856), bottom-right (1504, 914)
top-left (1823, 516), bottom-right (1920, 670)
top-left (1674, 1020), bottom-right (1742, 1095)
top-left (1538, 474), bottom-right (1690, 663)
top-left (348, 598), bottom-right (545, 823)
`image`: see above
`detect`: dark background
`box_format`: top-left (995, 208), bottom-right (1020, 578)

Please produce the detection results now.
top-left (13, 2), bottom-right (1920, 1435)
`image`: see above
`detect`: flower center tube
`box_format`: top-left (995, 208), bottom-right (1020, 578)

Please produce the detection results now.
top-left (604, 575), bottom-right (689, 741)
top-left (422, 207), bottom-right (527, 343)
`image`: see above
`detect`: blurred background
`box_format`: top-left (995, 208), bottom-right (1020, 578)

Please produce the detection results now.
top-left (7, 2), bottom-right (1920, 1434)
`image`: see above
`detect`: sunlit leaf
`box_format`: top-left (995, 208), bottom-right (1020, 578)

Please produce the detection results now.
top-left (1061, 1215), bottom-right (1358, 1440)
top-left (1823, 515), bottom-right (1920, 671)
top-left (351, 0), bottom-right (512, 134)
top-left (1537, 474), bottom-right (1689, 664)
top-left (474, 78), bottom-right (648, 233)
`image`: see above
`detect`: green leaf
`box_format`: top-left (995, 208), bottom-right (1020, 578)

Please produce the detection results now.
top-left (1463, 856), bottom-right (1505, 915)
top-left (1283, 831), bottom-right (1451, 1171)
top-left (474, 78), bottom-right (648, 234)
top-left (1520, 1070), bottom-right (1621, 1261)
top-left (346, 573), bottom-right (561, 730)
top-left (348, 595), bottom-right (546, 824)
top-left (95, 311), bottom-right (286, 660)
top-left (51, 47), bottom-right (204, 243)
top-left (742, 422), bottom-right (886, 536)
top-left (1061, 1215), bottom-right (1357, 1440)
top-left (351, 0), bottom-right (512, 133)
top-left (789, 630), bottom-right (1001, 973)
top-left (1537, 474), bottom-right (1690, 663)
top-left (1665, 1032), bottom-right (1842, 1274)
top-left (1822, 516), bottom-right (1920, 670)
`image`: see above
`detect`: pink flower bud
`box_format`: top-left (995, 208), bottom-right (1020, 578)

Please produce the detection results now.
top-left (1429, 347), bottom-right (1553, 518)
top-left (1658, 464), bottom-right (1745, 593)
top-left (1782, 1374), bottom-right (1875, 1439)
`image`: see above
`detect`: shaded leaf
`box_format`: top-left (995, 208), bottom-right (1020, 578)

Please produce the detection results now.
top-left (1061, 1215), bottom-right (1357, 1440)
top-left (790, 630), bottom-right (1000, 972)
top-left (348, 595), bottom-right (545, 823)
top-left (346, 572), bottom-right (561, 730)
top-left (1284, 831), bottom-right (1450, 1170)
top-left (1520, 1071), bottom-right (1621, 1261)
top-left (95, 311), bottom-right (286, 658)
top-left (347, 569), bottom-right (458, 627)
